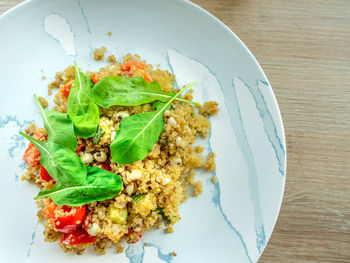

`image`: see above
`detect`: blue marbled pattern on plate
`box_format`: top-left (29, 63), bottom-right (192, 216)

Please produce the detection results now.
top-left (0, 0), bottom-right (286, 262)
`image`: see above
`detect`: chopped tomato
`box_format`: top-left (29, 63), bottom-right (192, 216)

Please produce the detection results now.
top-left (23, 143), bottom-right (41, 167)
top-left (90, 74), bottom-right (100, 84)
top-left (100, 163), bottom-right (111, 171)
top-left (143, 73), bottom-right (152, 83)
top-left (23, 130), bottom-right (47, 167)
top-left (125, 228), bottom-right (144, 244)
top-left (54, 205), bottom-right (86, 233)
top-left (120, 60), bottom-right (151, 82)
top-left (75, 139), bottom-right (85, 154)
top-left (60, 227), bottom-right (97, 245)
top-left (40, 165), bottom-right (54, 182)
top-left (33, 129), bottom-right (48, 142)
top-left (42, 202), bottom-right (57, 219)
top-left (60, 82), bottom-right (72, 98)
top-left (121, 60), bottom-right (147, 71)
top-left (90, 72), bottom-right (107, 84)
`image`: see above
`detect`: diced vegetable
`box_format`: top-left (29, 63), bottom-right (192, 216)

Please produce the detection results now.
top-left (23, 143), bottom-right (41, 167)
top-left (100, 163), bottom-right (111, 171)
top-left (93, 125), bottom-right (105, 144)
top-left (40, 165), bottom-right (54, 182)
top-left (60, 227), bottom-right (97, 245)
top-left (23, 129), bottom-right (47, 167)
top-left (134, 193), bottom-right (157, 217)
top-left (54, 205), bottom-right (86, 233)
top-left (90, 72), bottom-right (107, 84)
top-left (108, 204), bottom-right (128, 225)
top-left (75, 139), bottom-right (85, 154)
top-left (33, 129), bottom-right (48, 142)
top-left (42, 202), bottom-right (57, 219)
top-left (132, 194), bottom-right (146, 203)
top-left (60, 82), bottom-right (72, 98)
top-left (121, 60), bottom-right (147, 71)
top-left (120, 61), bottom-right (151, 82)
top-left (143, 73), bottom-right (152, 83)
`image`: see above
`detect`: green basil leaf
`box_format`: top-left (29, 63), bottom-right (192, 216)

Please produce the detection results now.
top-left (67, 62), bottom-right (100, 138)
top-left (93, 124), bottom-right (105, 144)
top-left (110, 104), bottom-right (165, 164)
top-left (34, 166), bottom-right (123, 206)
top-left (20, 132), bottom-right (86, 185)
top-left (132, 194), bottom-right (146, 203)
top-left (34, 95), bottom-right (77, 151)
top-left (110, 82), bottom-right (195, 164)
top-left (92, 76), bottom-right (198, 108)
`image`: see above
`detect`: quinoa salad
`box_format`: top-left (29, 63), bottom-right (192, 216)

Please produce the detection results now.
top-left (21, 49), bottom-right (219, 255)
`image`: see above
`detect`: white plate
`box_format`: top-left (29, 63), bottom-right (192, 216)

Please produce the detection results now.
top-left (0, 0), bottom-right (286, 262)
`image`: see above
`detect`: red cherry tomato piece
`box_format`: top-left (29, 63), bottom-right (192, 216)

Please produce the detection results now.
top-left (143, 73), bottom-right (152, 83)
top-left (40, 165), bottom-right (54, 182)
top-left (23, 129), bottom-right (47, 167)
top-left (121, 61), bottom-right (147, 71)
top-left (54, 205), bottom-right (86, 233)
top-left (60, 227), bottom-right (97, 245)
top-left (60, 82), bottom-right (72, 98)
top-left (33, 129), bottom-right (48, 142)
top-left (75, 139), bottom-right (86, 154)
top-left (42, 202), bottom-right (57, 219)
top-left (100, 163), bottom-right (111, 171)
top-left (23, 143), bottom-right (40, 167)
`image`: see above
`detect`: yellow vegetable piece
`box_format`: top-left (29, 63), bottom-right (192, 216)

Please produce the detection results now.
top-left (134, 193), bottom-right (157, 218)
top-left (108, 205), bottom-right (128, 225)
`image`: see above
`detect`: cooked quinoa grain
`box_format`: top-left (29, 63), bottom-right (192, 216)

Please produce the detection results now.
top-left (205, 152), bottom-right (217, 172)
top-left (107, 55), bottom-right (116, 63)
top-left (93, 46), bottom-right (107, 61)
top-left (21, 53), bottom-right (218, 255)
top-left (38, 96), bottom-right (48, 108)
top-left (211, 175), bottom-right (219, 184)
top-left (202, 101), bottom-right (219, 116)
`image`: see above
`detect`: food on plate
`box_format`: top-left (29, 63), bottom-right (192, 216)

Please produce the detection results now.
top-left (21, 52), bottom-right (218, 255)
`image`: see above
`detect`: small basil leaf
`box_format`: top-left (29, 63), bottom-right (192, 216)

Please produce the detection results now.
top-left (110, 82), bottom-right (195, 164)
top-left (20, 132), bottom-right (86, 185)
top-left (93, 124), bottom-right (105, 144)
top-left (34, 95), bottom-right (77, 151)
top-left (132, 194), bottom-right (146, 203)
top-left (92, 76), bottom-right (198, 107)
top-left (34, 166), bottom-right (123, 206)
top-left (110, 104), bottom-right (165, 164)
top-left (67, 62), bottom-right (100, 138)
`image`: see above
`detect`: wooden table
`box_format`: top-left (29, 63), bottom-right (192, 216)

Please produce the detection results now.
top-left (1, 0), bottom-right (349, 262)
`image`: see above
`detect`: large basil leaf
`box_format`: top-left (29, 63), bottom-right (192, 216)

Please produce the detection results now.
top-left (20, 132), bottom-right (86, 185)
top-left (34, 95), bottom-right (77, 151)
top-left (92, 76), bottom-right (198, 108)
top-left (35, 166), bottom-right (123, 206)
top-left (67, 62), bottom-right (100, 138)
top-left (110, 82), bottom-right (195, 164)
top-left (20, 133), bottom-right (86, 185)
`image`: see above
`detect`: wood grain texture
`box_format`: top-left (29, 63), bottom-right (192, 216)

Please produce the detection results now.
top-left (1, 0), bottom-right (349, 262)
